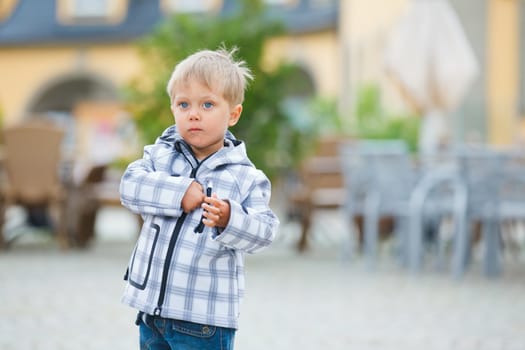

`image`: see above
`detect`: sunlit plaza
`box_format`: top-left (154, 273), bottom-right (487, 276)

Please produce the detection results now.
top-left (1, 201), bottom-right (525, 350)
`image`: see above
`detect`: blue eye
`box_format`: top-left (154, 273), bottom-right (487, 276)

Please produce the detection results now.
top-left (178, 102), bottom-right (189, 109)
top-left (203, 102), bottom-right (214, 109)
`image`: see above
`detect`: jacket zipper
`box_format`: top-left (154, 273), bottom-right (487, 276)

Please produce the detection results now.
top-left (154, 211), bottom-right (187, 315)
top-left (153, 162), bottom-right (205, 316)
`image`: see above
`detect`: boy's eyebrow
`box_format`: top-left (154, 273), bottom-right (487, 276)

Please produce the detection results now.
top-left (174, 93), bottom-right (220, 100)
top-left (200, 94), bottom-right (220, 100)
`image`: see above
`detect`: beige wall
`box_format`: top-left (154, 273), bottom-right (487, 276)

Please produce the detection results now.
top-left (1, 46), bottom-right (75, 123)
top-left (1, 0), bottom-right (522, 146)
top-left (487, 0), bottom-right (520, 145)
top-left (263, 30), bottom-right (340, 97)
top-left (0, 43), bottom-right (141, 124)
top-left (0, 33), bottom-right (337, 124)
top-left (339, 0), bottom-right (409, 116)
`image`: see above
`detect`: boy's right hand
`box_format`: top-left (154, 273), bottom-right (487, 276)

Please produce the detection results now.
top-left (181, 181), bottom-right (204, 213)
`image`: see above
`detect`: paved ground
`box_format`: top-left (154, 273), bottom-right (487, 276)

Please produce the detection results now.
top-left (1, 207), bottom-right (525, 350)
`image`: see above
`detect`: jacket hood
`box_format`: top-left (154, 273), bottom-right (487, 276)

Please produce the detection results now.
top-left (156, 125), bottom-right (254, 169)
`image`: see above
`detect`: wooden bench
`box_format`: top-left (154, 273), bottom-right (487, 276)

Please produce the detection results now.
top-left (287, 137), bottom-right (395, 252)
top-left (286, 137), bottom-right (346, 252)
top-left (289, 154), bottom-right (345, 252)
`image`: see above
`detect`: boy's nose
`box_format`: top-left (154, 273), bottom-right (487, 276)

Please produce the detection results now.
top-left (189, 109), bottom-right (200, 120)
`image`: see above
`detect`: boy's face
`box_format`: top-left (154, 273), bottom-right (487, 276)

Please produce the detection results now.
top-left (171, 79), bottom-right (242, 160)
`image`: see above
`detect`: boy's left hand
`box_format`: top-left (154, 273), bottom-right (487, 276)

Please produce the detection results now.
top-left (201, 194), bottom-right (230, 229)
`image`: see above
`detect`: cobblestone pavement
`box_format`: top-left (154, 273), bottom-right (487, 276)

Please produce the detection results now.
top-left (1, 208), bottom-right (525, 350)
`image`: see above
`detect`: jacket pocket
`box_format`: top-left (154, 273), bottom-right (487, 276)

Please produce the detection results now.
top-left (128, 223), bottom-right (160, 290)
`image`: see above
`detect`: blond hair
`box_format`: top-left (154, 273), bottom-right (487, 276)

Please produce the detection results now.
top-left (166, 47), bottom-right (253, 105)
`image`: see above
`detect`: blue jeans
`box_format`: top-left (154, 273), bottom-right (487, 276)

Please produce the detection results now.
top-left (137, 313), bottom-right (236, 350)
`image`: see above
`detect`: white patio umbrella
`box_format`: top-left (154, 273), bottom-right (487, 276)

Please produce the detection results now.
top-left (384, 0), bottom-right (479, 154)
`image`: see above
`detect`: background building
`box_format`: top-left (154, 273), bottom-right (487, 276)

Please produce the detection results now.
top-left (0, 0), bottom-right (524, 162)
top-left (0, 0), bottom-right (338, 163)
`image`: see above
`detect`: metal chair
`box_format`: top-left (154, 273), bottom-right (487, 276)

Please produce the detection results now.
top-left (407, 155), bottom-right (467, 277)
top-left (408, 145), bottom-right (525, 279)
top-left (339, 139), bottom-right (415, 267)
top-left (451, 146), bottom-right (510, 277)
top-left (496, 153), bottom-right (525, 270)
top-left (0, 121), bottom-right (69, 249)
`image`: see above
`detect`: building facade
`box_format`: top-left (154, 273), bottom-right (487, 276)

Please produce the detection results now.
top-left (0, 0), bottom-right (524, 158)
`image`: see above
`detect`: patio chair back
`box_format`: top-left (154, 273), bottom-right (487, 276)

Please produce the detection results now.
top-left (339, 139), bottom-right (410, 212)
top-left (339, 139), bottom-right (413, 264)
top-left (0, 121), bottom-right (69, 249)
top-left (289, 136), bottom-right (346, 252)
top-left (3, 122), bottom-right (65, 203)
top-left (456, 146), bottom-right (508, 216)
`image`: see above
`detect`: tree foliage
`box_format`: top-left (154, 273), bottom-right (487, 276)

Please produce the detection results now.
top-left (124, 0), bottom-right (314, 179)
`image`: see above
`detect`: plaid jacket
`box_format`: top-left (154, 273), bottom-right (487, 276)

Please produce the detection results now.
top-left (120, 125), bottom-right (279, 329)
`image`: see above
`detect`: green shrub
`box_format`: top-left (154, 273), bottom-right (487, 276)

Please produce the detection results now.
top-left (351, 84), bottom-right (420, 152)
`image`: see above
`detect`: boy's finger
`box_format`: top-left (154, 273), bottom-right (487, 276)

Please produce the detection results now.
top-left (204, 193), bottom-right (218, 200)
top-left (205, 193), bottom-right (220, 204)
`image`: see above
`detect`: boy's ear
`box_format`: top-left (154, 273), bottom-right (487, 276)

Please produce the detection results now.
top-left (228, 104), bottom-right (242, 127)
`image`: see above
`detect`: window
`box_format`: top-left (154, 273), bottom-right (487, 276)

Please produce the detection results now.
top-left (162, 0), bottom-right (221, 14)
top-left (56, 0), bottom-right (127, 25)
top-left (72, 0), bottom-right (109, 18)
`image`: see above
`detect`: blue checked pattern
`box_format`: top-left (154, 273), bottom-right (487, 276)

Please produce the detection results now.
top-left (120, 125), bottom-right (279, 329)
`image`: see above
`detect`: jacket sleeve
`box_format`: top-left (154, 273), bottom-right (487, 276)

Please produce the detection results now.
top-left (119, 143), bottom-right (193, 217)
top-left (211, 170), bottom-right (279, 254)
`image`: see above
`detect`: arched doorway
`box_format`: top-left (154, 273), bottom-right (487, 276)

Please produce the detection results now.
top-left (29, 74), bottom-right (118, 114)
top-left (19, 73), bottom-right (136, 231)
top-left (280, 66), bottom-right (317, 131)
top-left (25, 73), bottom-right (130, 161)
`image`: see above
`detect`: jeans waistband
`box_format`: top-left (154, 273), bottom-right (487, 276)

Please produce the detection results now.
top-left (135, 311), bottom-right (156, 327)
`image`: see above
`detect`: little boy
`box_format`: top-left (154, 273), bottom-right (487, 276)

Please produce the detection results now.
top-left (119, 47), bottom-right (279, 350)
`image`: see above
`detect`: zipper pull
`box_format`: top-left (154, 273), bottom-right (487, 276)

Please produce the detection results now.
top-left (205, 180), bottom-right (213, 197)
top-left (194, 181), bottom-right (213, 233)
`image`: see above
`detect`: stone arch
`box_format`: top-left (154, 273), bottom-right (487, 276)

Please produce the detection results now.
top-left (22, 72), bottom-right (126, 160)
top-left (282, 64), bottom-right (317, 98)
top-left (280, 64), bottom-right (318, 128)
top-left (25, 72), bottom-right (119, 116)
